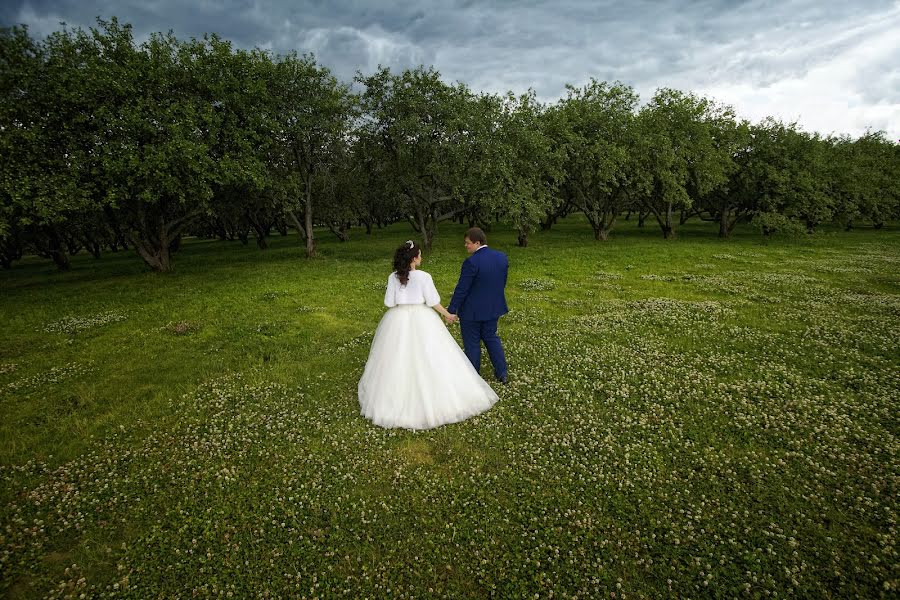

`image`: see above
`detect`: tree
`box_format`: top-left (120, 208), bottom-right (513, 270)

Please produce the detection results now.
top-left (638, 89), bottom-right (734, 239)
top-left (350, 131), bottom-right (403, 233)
top-left (694, 118), bottom-right (754, 238)
top-left (194, 37), bottom-right (277, 250)
top-left (551, 80), bottom-right (642, 240)
top-left (0, 26), bottom-right (39, 268)
top-left (747, 119), bottom-right (831, 235)
top-left (0, 24), bottom-right (108, 269)
top-left (357, 66), bottom-right (475, 250)
top-left (316, 136), bottom-right (367, 242)
top-left (78, 20), bottom-right (219, 271)
top-left (268, 53), bottom-right (355, 258)
top-left (830, 131), bottom-right (900, 229)
top-left (491, 90), bottom-right (562, 246)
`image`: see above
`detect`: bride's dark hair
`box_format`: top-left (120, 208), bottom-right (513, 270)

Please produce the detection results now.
top-left (393, 240), bottom-right (421, 286)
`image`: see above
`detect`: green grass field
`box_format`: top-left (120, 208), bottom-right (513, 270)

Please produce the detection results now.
top-left (1, 217), bottom-right (898, 597)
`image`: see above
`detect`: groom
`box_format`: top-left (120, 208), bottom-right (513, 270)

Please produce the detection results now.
top-left (447, 227), bottom-right (509, 384)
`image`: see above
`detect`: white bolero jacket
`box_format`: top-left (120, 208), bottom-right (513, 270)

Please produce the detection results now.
top-left (384, 270), bottom-right (441, 307)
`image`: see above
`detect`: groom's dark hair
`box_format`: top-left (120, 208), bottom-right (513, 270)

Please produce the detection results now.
top-left (465, 227), bottom-right (486, 245)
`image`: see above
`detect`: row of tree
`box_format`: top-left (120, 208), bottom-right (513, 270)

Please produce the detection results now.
top-left (2, 19), bottom-right (898, 271)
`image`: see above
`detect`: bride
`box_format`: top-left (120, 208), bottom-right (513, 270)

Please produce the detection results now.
top-left (358, 240), bottom-right (499, 430)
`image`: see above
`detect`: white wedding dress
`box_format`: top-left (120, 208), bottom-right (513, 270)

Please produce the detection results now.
top-left (358, 269), bottom-right (499, 430)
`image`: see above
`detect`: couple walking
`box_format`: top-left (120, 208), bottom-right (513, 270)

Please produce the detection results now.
top-left (358, 228), bottom-right (508, 430)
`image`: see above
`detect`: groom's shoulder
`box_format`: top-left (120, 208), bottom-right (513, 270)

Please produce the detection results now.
top-left (485, 247), bottom-right (507, 261)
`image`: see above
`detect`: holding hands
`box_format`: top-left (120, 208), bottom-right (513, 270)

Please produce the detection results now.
top-left (432, 302), bottom-right (458, 325)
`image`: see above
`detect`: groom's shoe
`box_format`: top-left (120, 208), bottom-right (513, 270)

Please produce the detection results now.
top-left (498, 374), bottom-right (508, 385)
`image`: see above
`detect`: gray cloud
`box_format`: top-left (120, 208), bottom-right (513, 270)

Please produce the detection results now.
top-left (4, 0), bottom-right (898, 139)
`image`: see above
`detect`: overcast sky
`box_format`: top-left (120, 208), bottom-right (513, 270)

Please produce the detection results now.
top-left (3, 0), bottom-right (899, 140)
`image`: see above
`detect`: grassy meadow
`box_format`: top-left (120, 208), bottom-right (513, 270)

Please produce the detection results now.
top-left (1, 217), bottom-right (898, 597)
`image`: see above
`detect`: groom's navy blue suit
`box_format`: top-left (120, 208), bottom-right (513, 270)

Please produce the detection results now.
top-left (448, 246), bottom-right (509, 381)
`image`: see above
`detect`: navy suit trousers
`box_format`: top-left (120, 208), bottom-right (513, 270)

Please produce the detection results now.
top-left (460, 318), bottom-right (507, 380)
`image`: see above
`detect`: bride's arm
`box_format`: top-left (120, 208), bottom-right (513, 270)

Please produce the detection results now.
top-left (431, 302), bottom-right (457, 322)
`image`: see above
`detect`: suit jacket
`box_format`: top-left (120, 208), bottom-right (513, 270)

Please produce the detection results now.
top-left (448, 246), bottom-right (509, 321)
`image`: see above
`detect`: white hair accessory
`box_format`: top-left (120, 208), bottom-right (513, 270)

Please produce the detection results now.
top-left (406, 240), bottom-right (414, 249)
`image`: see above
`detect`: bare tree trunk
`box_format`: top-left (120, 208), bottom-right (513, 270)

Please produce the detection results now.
top-left (646, 200), bottom-right (675, 240)
top-left (41, 227), bottom-right (71, 271)
top-left (662, 204), bottom-right (676, 239)
top-left (128, 208), bottom-right (197, 272)
top-left (328, 222), bottom-right (350, 242)
top-left (718, 207), bottom-right (731, 239)
top-left (304, 178), bottom-right (316, 258)
top-left (286, 210), bottom-right (307, 241)
top-left (540, 214), bottom-right (554, 230)
top-left (130, 229), bottom-right (171, 272)
top-left (246, 211), bottom-right (270, 250)
top-left (415, 204), bottom-right (431, 250)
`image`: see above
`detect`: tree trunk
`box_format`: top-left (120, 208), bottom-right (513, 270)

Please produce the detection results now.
top-left (423, 219), bottom-right (434, 251)
top-left (87, 239), bottom-right (102, 259)
top-left (245, 211), bottom-right (270, 250)
top-left (134, 241), bottom-right (170, 271)
top-left (286, 211), bottom-right (307, 241)
top-left (304, 181), bottom-right (316, 258)
top-left (654, 204), bottom-right (675, 240)
top-left (328, 222), bottom-right (350, 242)
top-left (540, 215), bottom-right (553, 231)
top-left (50, 252), bottom-right (70, 270)
top-left (517, 231), bottom-right (528, 247)
top-left (64, 236), bottom-right (83, 256)
top-left (718, 207), bottom-right (731, 239)
top-left (415, 205), bottom-right (431, 251)
top-left (600, 213), bottom-right (617, 240)
top-left (844, 219), bottom-right (853, 232)
top-left (638, 209), bottom-right (648, 228)
top-left (127, 203), bottom-right (199, 271)
top-left (131, 233), bottom-right (170, 272)
top-left (216, 219), bottom-right (229, 241)
top-left (42, 228), bottom-right (71, 271)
